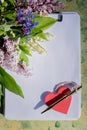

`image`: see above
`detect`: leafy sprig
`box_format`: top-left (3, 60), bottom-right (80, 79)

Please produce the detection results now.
top-left (0, 67), bottom-right (24, 98)
top-left (0, 0), bottom-right (57, 98)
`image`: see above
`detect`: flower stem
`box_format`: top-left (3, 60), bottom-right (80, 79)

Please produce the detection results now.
top-left (0, 83), bottom-right (5, 115)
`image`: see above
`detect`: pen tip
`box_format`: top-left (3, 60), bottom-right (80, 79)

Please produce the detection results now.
top-left (41, 111), bottom-right (44, 114)
top-left (41, 110), bottom-right (46, 114)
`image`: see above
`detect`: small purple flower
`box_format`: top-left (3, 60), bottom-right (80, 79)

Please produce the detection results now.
top-left (23, 0), bottom-right (65, 15)
top-left (17, 9), bottom-right (24, 16)
top-left (27, 12), bottom-right (35, 19)
top-left (22, 25), bottom-right (32, 35)
top-left (0, 49), bottom-right (4, 66)
top-left (33, 22), bottom-right (39, 27)
top-left (57, 2), bottom-right (65, 9)
top-left (17, 17), bottom-right (23, 23)
top-left (16, 9), bottom-right (38, 36)
top-left (30, 23), bottom-right (38, 29)
top-left (25, 21), bottom-right (32, 27)
top-left (50, 0), bottom-right (57, 4)
top-left (28, 0), bottom-right (35, 6)
top-left (37, 0), bottom-right (44, 5)
top-left (22, 26), bottom-right (28, 35)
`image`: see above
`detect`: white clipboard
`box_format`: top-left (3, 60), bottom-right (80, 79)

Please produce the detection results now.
top-left (4, 12), bottom-right (81, 120)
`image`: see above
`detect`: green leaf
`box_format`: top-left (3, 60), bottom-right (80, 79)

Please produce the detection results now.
top-left (0, 7), bottom-right (4, 12)
top-left (6, 0), bottom-right (15, 6)
top-left (19, 44), bottom-right (32, 56)
top-left (32, 16), bottom-right (57, 35)
top-left (0, 30), bottom-right (6, 36)
top-left (19, 51), bottom-right (29, 66)
top-left (4, 11), bottom-right (16, 20)
top-left (31, 29), bottom-right (42, 37)
top-left (36, 32), bottom-right (48, 41)
top-left (0, 84), bottom-right (3, 97)
top-left (19, 37), bottom-right (28, 44)
top-left (6, 31), bottom-right (15, 39)
top-left (2, 1), bottom-right (8, 7)
top-left (66, 0), bottom-right (73, 2)
top-left (0, 67), bottom-right (24, 98)
top-left (0, 23), bottom-right (11, 31)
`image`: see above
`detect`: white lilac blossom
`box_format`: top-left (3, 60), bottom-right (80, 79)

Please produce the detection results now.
top-left (32, 32), bottom-right (53, 42)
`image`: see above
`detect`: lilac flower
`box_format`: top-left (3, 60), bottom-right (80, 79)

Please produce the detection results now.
top-left (16, 9), bottom-right (38, 35)
top-left (17, 9), bottom-right (24, 16)
top-left (0, 0), bottom-right (65, 77)
top-left (37, 0), bottom-right (44, 5)
top-left (0, 49), bottom-right (4, 65)
top-left (4, 51), bottom-right (19, 71)
top-left (16, 0), bottom-right (65, 16)
top-left (17, 62), bottom-right (32, 77)
top-left (56, 2), bottom-right (65, 9)
top-left (22, 26), bottom-right (31, 35)
top-left (4, 39), bottom-right (16, 52)
top-left (15, 0), bottom-right (65, 16)
top-left (0, 36), bottom-right (31, 77)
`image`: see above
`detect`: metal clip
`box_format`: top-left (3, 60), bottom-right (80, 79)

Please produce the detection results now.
top-left (57, 12), bottom-right (63, 22)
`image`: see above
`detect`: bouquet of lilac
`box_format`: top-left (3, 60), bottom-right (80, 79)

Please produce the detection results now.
top-left (0, 0), bottom-right (64, 98)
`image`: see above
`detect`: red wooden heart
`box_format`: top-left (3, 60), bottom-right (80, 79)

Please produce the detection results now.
top-left (45, 86), bottom-right (72, 114)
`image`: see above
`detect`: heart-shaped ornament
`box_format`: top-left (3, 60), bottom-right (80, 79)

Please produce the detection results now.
top-left (45, 86), bottom-right (72, 114)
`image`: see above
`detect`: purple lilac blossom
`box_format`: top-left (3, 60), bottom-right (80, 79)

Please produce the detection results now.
top-left (15, 0), bottom-right (65, 15)
top-left (0, 36), bottom-right (31, 77)
top-left (0, 49), bottom-right (4, 65)
top-left (16, 9), bottom-right (38, 35)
